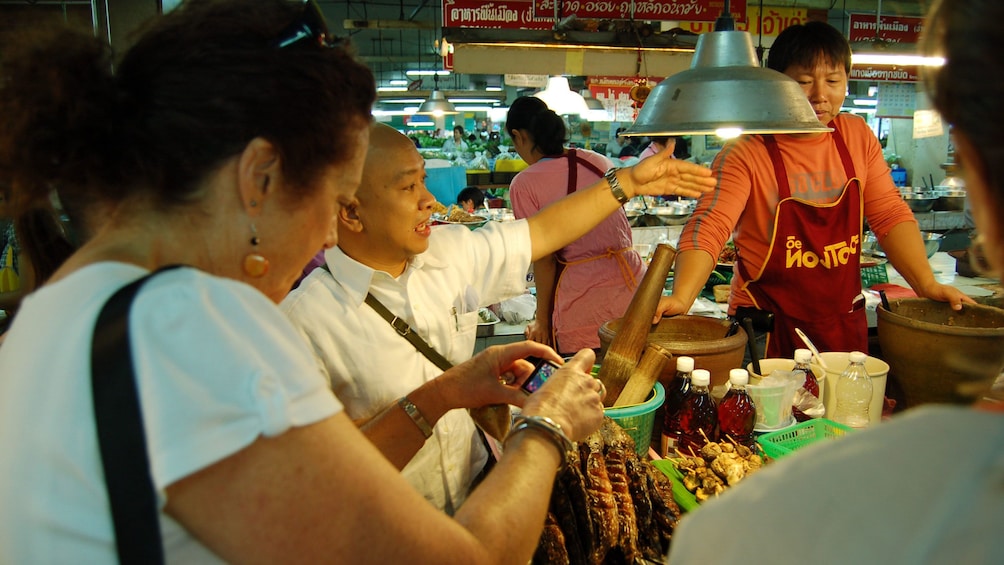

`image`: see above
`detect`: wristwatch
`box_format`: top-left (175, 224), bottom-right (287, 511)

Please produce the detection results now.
top-left (604, 167), bottom-right (630, 205)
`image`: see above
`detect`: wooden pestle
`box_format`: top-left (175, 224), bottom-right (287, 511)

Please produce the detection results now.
top-left (598, 243), bottom-right (677, 407)
top-left (613, 342), bottom-right (673, 407)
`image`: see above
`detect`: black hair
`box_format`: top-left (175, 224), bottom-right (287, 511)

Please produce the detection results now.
top-left (767, 20), bottom-right (852, 74)
top-left (457, 186), bottom-right (486, 208)
top-left (923, 0), bottom-right (1004, 224)
top-left (505, 96), bottom-right (567, 157)
top-left (0, 0), bottom-right (375, 282)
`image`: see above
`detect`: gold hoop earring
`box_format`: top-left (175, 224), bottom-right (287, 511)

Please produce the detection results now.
top-left (243, 223), bottom-right (270, 278)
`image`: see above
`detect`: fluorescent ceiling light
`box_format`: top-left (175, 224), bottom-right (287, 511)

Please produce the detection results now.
top-left (852, 54), bottom-right (945, 67)
top-left (389, 79), bottom-right (409, 86)
top-left (376, 86), bottom-right (408, 92)
top-left (448, 98), bottom-right (502, 104)
top-left (486, 86), bottom-right (503, 92)
top-left (853, 98), bottom-right (878, 106)
top-left (406, 69), bottom-right (451, 76)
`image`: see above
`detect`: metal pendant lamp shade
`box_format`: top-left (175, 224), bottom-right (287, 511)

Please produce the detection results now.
top-left (624, 31), bottom-right (832, 138)
top-left (534, 76), bottom-right (590, 116)
top-left (416, 89), bottom-right (458, 116)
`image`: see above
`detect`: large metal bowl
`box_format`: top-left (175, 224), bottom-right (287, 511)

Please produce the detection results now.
top-left (934, 189), bottom-right (967, 211)
top-left (903, 194), bottom-right (937, 213)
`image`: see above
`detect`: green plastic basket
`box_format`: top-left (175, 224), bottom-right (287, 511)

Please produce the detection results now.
top-left (861, 263), bottom-right (889, 288)
top-left (604, 382), bottom-right (666, 457)
top-left (756, 418), bottom-right (855, 460)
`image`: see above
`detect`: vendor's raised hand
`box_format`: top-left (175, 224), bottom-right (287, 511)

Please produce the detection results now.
top-left (625, 148), bottom-right (716, 200)
top-left (652, 295), bottom-right (689, 323)
top-left (428, 340), bottom-right (564, 412)
top-left (520, 348), bottom-right (604, 442)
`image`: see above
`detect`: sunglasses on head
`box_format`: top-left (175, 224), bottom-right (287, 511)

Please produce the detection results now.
top-left (273, 0), bottom-right (339, 49)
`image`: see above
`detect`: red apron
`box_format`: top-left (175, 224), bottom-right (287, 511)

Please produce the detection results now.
top-left (738, 123), bottom-right (868, 358)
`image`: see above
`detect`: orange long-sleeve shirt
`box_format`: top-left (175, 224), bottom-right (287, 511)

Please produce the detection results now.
top-left (679, 113), bottom-right (916, 314)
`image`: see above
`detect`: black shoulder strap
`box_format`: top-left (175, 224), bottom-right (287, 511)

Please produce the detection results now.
top-left (363, 292), bottom-right (453, 372)
top-left (91, 265), bottom-right (181, 564)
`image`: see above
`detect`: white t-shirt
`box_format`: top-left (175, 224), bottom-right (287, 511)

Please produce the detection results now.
top-left (281, 220), bottom-right (532, 513)
top-left (667, 405), bottom-right (1004, 564)
top-left (0, 263), bottom-right (341, 563)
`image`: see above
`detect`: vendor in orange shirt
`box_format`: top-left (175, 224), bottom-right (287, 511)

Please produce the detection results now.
top-left (654, 21), bottom-right (972, 358)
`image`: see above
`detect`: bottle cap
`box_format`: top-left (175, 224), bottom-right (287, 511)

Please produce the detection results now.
top-left (849, 351), bottom-right (867, 364)
top-left (691, 369), bottom-right (711, 386)
top-left (794, 348), bottom-right (812, 364)
top-left (729, 368), bottom-right (749, 386)
top-left (676, 356), bottom-right (695, 373)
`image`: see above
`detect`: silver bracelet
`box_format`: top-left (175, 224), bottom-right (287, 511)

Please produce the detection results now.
top-left (398, 396), bottom-right (434, 439)
top-left (504, 414), bottom-right (574, 471)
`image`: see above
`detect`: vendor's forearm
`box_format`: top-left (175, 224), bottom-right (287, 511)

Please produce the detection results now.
top-left (879, 222), bottom-right (939, 293)
top-left (670, 250), bottom-right (717, 307)
top-left (357, 379), bottom-right (451, 470)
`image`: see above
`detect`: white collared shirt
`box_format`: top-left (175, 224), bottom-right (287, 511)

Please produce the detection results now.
top-left (281, 220), bottom-right (532, 512)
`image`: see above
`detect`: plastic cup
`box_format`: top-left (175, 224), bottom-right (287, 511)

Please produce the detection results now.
top-left (747, 358), bottom-right (826, 406)
top-left (746, 379), bottom-right (797, 430)
top-left (817, 352), bottom-right (889, 426)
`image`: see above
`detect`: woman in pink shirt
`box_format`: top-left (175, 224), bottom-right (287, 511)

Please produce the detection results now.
top-left (507, 97), bottom-right (644, 355)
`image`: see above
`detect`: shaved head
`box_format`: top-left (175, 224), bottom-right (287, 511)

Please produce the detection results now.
top-left (361, 123), bottom-right (423, 196)
top-left (337, 122), bottom-right (435, 276)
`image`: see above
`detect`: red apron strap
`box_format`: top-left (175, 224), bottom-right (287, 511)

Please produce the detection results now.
top-left (762, 135), bottom-right (791, 199)
top-left (828, 119), bottom-right (857, 179)
top-left (566, 148), bottom-right (577, 195)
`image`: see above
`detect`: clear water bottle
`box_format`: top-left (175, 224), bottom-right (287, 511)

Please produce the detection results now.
top-left (679, 369), bottom-right (718, 456)
top-left (791, 348), bottom-right (820, 422)
top-left (660, 356), bottom-right (694, 457)
top-left (833, 351), bottom-right (873, 429)
top-left (718, 368), bottom-right (757, 448)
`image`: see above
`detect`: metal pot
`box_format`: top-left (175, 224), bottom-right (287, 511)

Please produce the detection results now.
top-left (934, 188), bottom-right (967, 211)
top-left (903, 193), bottom-right (937, 213)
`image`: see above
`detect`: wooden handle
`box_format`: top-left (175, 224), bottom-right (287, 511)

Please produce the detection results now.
top-left (613, 343), bottom-right (672, 407)
top-left (598, 243), bottom-right (677, 407)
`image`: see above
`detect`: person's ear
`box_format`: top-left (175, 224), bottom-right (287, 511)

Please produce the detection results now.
top-left (237, 137), bottom-right (280, 217)
top-left (338, 199), bottom-right (364, 233)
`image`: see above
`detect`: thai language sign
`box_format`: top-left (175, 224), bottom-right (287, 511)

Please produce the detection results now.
top-left (532, 0), bottom-right (747, 23)
top-left (443, 0), bottom-right (747, 29)
top-left (444, 0), bottom-right (553, 29)
top-left (847, 13), bottom-right (925, 44)
top-left (675, 5), bottom-right (808, 36)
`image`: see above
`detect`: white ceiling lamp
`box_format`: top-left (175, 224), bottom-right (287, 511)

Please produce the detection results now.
top-left (623, 0), bottom-right (829, 139)
top-left (534, 76), bottom-right (590, 116)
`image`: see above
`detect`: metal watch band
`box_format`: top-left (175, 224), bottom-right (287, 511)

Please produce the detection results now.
top-left (604, 167), bottom-right (629, 205)
top-left (398, 396), bottom-right (434, 439)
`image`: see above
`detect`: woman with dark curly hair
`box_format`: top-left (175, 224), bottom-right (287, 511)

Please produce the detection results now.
top-left (0, 1), bottom-right (610, 562)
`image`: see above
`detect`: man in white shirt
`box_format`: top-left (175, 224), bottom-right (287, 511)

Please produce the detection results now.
top-left (281, 123), bottom-right (714, 513)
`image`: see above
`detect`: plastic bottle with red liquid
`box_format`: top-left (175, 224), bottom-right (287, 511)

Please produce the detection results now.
top-left (791, 348), bottom-right (820, 422)
top-left (717, 368), bottom-right (757, 448)
top-left (659, 356), bottom-right (694, 457)
top-left (678, 369), bottom-right (718, 457)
